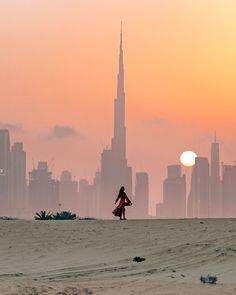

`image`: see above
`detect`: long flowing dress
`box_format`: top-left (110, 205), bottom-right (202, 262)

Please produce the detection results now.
top-left (112, 192), bottom-right (132, 218)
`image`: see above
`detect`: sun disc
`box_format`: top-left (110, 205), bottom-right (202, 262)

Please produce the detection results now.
top-left (180, 151), bottom-right (197, 167)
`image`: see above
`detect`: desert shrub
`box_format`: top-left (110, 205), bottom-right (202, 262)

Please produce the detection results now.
top-left (200, 275), bottom-right (217, 284)
top-left (133, 256), bottom-right (146, 263)
top-left (0, 216), bottom-right (17, 220)
top-left (78, 217), bottom-right (97, 220)
top-left (53, 211), bottom-right (76, 220)
top-left (34, 211), bottom-right (53, 220)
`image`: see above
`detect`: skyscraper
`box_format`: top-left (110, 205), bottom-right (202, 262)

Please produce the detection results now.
top-left (210, 134), bottom-right (221, 217)
top-left (99, 25), bottom-right (132, 218)
top-left (133, 172), bottom-right (149, 218)
top-left (10, 142), bottom-right (27, 216)
top-left (222, 164), bottom-right (236, 217)
top-left (162, 165), bottom-right (186, 218)
top-left (59, 170), bottom-right (78, 212)
top-left (78, 177), bottom-right (99, 218)
top-left (187, 157), bottom-right (209, 218)
top-left (0, 130), bottom-right (10, 215)
top-left (92, 171), bottom-right (101, 218)
top-left (29, 161), bottom-right (59, 214)
top-left (187, 166), bottom-right (196, 218)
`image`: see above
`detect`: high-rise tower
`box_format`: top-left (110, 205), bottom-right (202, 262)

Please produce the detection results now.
top-left (10, 142), bottom-right (27, 216)
top-left (187, 157), bottom-right (209, 218)
top-left (222, 164), bottom-right (236, 217)
top-left (112, 24), bottom-right (126, 160)
top-left (29, 161), bottom-right (59, 213)
top-left (0, 130), bottom-right (10, 215)
top-left (162, 165), bottom-right (186, 218)
top-left (99, 25), bottom-right (132, 218)
top-left (210, 133), bottom-right (221, 217)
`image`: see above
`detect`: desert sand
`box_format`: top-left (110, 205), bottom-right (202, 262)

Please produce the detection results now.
top-left (0, 219), bottom-right (235, 294)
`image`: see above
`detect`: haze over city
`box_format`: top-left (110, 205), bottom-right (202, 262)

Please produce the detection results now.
top-left (1, 1), bottom-right (236, 214)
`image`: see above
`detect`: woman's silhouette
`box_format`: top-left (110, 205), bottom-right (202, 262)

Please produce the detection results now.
top-left (112, 186), bottom-right (132, 220)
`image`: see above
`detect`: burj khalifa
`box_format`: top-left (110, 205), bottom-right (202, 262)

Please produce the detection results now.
top-left (99, 25), bottom-right (132, 218)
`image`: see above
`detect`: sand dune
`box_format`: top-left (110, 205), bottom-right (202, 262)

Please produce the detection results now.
top-left (0, 219), bottom-right (235, 294)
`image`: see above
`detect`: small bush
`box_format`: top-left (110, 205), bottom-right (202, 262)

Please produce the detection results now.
top-left (53, 211), bottom-right (76, 220)
top-left (133, 256), bottom-right (146, 263)
top-left (0, 216), bottom-right (18, 220)
top-left (200, 275), bottom-right (217, 284)
top-left (78, 217), bottom-right (97, 220)
top-left (34, 211), bottom-right (53, 220)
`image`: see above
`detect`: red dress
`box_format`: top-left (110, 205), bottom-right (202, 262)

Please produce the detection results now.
top-left (112, 192), bottom-right (132, 218)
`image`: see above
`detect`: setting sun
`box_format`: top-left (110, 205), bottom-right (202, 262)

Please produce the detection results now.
top-left (180, 151), bottom-right (197, 167)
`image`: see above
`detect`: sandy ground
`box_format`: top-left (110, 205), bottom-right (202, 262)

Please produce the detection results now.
top-left (0, 219), bottom-right (235, 294)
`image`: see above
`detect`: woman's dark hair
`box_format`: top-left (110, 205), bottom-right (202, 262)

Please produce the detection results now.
top-left (118, 186), bottom-right (125, 197)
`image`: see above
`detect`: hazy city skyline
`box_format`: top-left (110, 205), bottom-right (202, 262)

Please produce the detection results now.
top-left (2, 1), bottom-right (236, 213)
top-left (2, 125), bottom-right (236, 218)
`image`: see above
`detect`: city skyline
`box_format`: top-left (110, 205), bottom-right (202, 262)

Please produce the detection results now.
top-left (2, 126), bottom-right (236, 218)
top-left (1, 126), bottom-right (236, 218)
top-left (2, 1), bottom-right (236, 212)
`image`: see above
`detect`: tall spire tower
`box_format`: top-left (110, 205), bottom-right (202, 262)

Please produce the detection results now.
top-left (112, 22), bottom-right (126, 160)
top-left (99, 24), bottom-right (132, 218)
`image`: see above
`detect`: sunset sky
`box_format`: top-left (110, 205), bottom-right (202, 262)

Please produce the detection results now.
top-left (1, 0), bottom-right (236, 213)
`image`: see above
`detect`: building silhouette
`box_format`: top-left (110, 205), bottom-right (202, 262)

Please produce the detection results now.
top-left (77, 172), bottom-right (100, 219)
top-left (0, 130), bottom-right (11, 215)
top-left (187, 157), bottom-right (209, 218)
top-left (92, 171), bottom-right (101, 218)
top-left (29, 161), bottom-right (59, 214)
top-left (59, 170), bottom-right (78, 212)
top-left (10, 142), bottom-right (27, 216)
top-left (78, 178), bottom-right (98, 218)
top-left (164, 165), bottom-right (186, 218)
top-left (78, 179), bottom-right (88, 217)
top-left (132, 172), bottom-right (149, 218)
top-left (209, 134), bottom-right (221, 217)
top-left (99, 25), bottom-right (132, 218)
top-left (157, 165), bottom-right (186, 218)
top-left (187, 165), bottom-right (196, 218)
top-left (222, 164), bottom-right (236, 217)
top-left (78, 179), bottom-right (90, 217)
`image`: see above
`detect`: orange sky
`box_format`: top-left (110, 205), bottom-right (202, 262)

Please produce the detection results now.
top-left (1, 0), bottom-right (236, 213)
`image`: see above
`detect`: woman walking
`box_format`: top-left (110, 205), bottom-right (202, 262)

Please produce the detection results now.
top-left (112, 186), bottom-right (132, 220)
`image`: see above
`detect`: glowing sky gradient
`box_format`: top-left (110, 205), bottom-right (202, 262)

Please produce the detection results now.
top-left (1, 1), bottom-right (236, 213)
